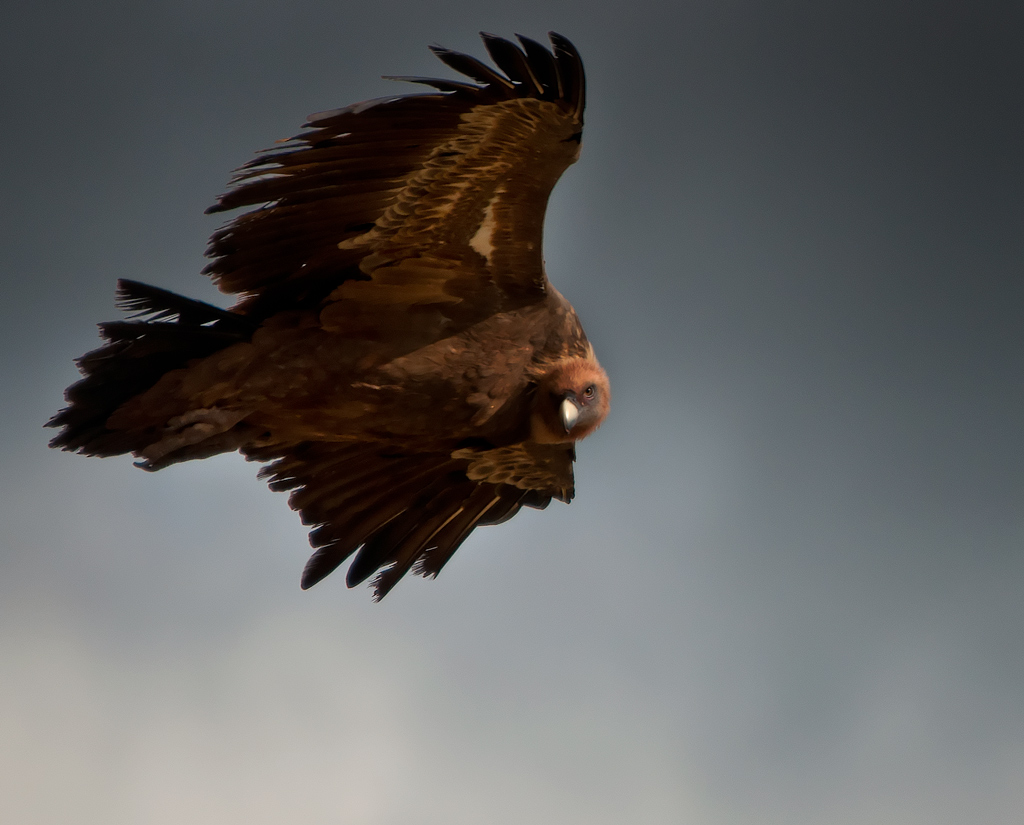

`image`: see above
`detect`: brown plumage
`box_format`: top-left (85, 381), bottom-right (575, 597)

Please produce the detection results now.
top-left (48, 32), bottom-right (610, 599)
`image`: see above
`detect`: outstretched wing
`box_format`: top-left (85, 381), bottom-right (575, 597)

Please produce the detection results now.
top-left (247, 439), bottom-right (574, 600)
top-left (205, 32), bottom-right (585, 327)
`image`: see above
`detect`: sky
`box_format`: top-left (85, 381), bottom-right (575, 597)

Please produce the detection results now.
top-left (2, 1), bottom-right (1022, 823)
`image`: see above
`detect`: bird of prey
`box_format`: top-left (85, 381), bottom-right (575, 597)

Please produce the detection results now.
top-left (48, 32), bottom-right (609, 599)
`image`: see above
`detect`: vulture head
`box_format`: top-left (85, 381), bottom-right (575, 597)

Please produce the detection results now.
top-left (532, 358), bottom-right (610, 443)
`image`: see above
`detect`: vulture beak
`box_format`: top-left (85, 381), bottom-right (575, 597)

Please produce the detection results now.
top-left (559, 396), bottom-right (580, 433)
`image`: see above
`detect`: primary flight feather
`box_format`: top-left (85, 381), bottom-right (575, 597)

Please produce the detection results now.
top-left (48, 32), bottom-right (609, 599)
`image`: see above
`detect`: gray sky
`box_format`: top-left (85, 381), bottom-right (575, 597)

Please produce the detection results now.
top-left (2, 2), bottom-right (1022, 823)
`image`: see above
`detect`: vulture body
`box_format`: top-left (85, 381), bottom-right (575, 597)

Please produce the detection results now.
top-left (48, 32), bottom-right (609, 599)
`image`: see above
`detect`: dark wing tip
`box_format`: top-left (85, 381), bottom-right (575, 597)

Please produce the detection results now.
top-left (300, 556), bottom-right (328, 590)
top-left (514, 34), bottom-right (560, 98)
top-left (423, 32), bottom-right (584, 118)
top-left (547, 32), bottom-right (585, 120)
top-left (479, 32), bottom-right (544, 96)
top-left (300, 541), bottom-right (355, 590)
top-left (429, 44), bottom-right (515, 89)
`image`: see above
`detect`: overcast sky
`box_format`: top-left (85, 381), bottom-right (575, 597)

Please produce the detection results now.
top-left (2, 2), bottom-right (1022, 823)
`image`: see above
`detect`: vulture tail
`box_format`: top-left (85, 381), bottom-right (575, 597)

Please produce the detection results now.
top-left (46, 280), bottom-right (256, 462)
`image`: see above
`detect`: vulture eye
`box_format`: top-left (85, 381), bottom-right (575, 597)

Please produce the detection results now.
top-left (583, 384), bottom-right (596, 399)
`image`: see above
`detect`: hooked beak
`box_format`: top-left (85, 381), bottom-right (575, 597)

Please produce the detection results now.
top-left (559, 396), bottom-right (580, 433)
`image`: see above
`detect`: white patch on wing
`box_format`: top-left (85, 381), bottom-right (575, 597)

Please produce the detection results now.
top-left (469, 191), bottom-right (502, 265)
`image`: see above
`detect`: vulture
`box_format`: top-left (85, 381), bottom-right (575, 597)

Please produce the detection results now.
top-left (48, 32), bottom-right (610, 599)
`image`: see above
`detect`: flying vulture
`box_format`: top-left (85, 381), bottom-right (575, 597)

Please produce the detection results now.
top-left (48, 32), bottom-right (609, 599)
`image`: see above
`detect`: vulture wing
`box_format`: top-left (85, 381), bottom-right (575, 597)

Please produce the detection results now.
top-left (205, 32), bottom-right (585, 335)
top-left (246, 439), bottom-right (574, 600)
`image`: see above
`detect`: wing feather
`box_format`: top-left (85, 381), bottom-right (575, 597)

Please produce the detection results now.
top-left (550, 32), bottom-right (585, 120)
top-left (515, 34), bottom-right (561, 97)
top-left (481, 33), bottom-right (544, 95)
top-left (346, 476), bottom-right (467, 588)
top-left (412, 486), bottom-right (510, 579)
top-left (368, 485), bottom-right (480, 599)
top-left (427, 46), bottom-right (515, 90)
